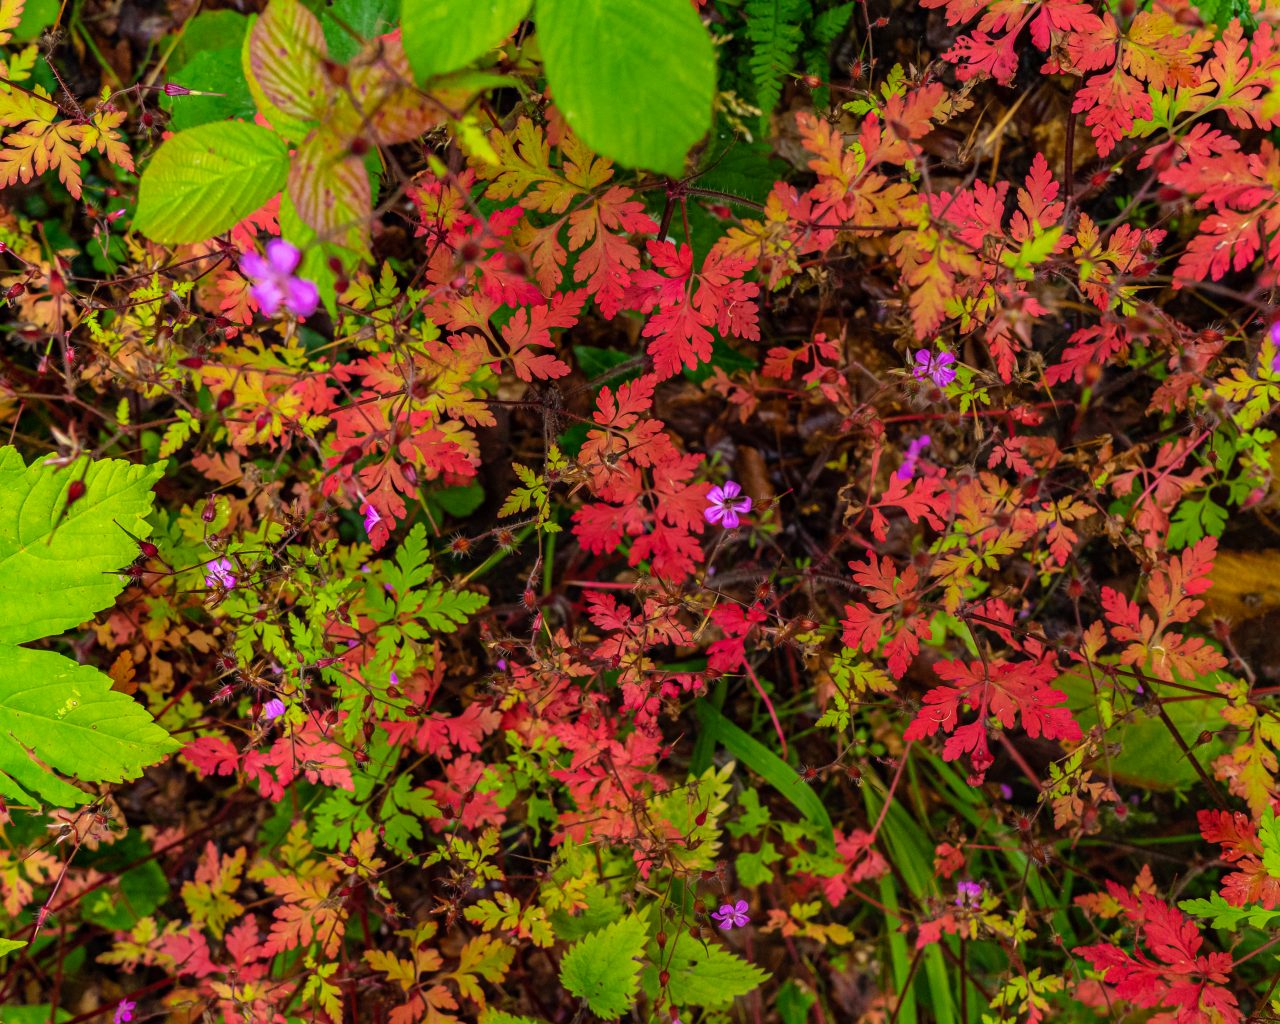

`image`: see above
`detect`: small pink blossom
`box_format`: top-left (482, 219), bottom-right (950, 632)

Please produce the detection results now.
top-left (114, 1000), bottom-right (136, 1024)
top-left (712, 898), bottom-right (751, 930)
top-left (955, 880), bottom-right (983, 908)
top-left (705, 480), bottom-right (752, 529)
top-left (362, 503), bottom-right (381, 535)
top-left (896, 434), bottom-right (931, 481)
top-left (912, 349), bottom-right (957, 388)
top-left (240, 239), bottom-right (319, 318)
top-left (204, 557), bottom-right (237, 590)
top-left (263, 698), bottom-right (286, 720)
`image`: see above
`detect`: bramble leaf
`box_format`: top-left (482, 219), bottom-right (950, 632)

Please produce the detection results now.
top-left (559, 913), bottom-right (648, 1019)
top-left (536, 0), bottom-right (715, 176)
top-left (402, 0), bottom-right (531, 81)
top-left (0, 448), bottom-right (163, 645)
top-left (134, 121), bottom-right (288, 244)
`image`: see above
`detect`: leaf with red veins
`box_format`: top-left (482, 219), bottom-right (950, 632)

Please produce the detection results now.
top-left (1046, 321), bottom-right (1130, 386)
top-left (708, 602), bottom-right (769, 674)
top-left (867, 472), bottom-right (951, 541)
top-left (1148, 536), bottom-right (1217, 625)
top-left (270, 727), bottom-right (355, 792)
top-left (944, 30), bottom-right (1021, 84)
top-left (1074, 66), bottom-right (1151, 158)
top-left (904, 654), bottom-right (1079, 778)
top-left (1010, 153), bottom-right (1071, 242)
top-left (1198, 809), bottom-right (1280, 909)
top-left (569, 184), bottom-right (657, 318)
top-left (1074, 896), bottom-right (1242, 1024)
top-left (842, 555), bottom-right (926, 678)
top-left (502, 288), bottom-right (583, 381)
top-left (262, 874), bottom-right (348, 958)
top-left (1027, 0), bottom-right (1104, 53)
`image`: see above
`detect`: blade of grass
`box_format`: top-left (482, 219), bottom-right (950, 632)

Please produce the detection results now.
top-left (864, 782), bottom-right (957, 1024)
top-left (694, 700), bottom-right (834, 851)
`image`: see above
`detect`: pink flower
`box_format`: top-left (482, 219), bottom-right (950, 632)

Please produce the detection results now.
top-left (263, 698), bottom-right (286, 720)
top-left (114, 1000), bottom-right (136, 1024)
top-left (362, 503), bottom-right (381, 535)
top-left (711, 898), bottom-right (751, 930)
top-left (204, 557), bottom-right (237, 590)
top-left (705, 480), bottom-right (752, 529)
top-left (912, 349), bottom-right (957, 388)
top-left (240, 239), bottom-right (319, 318)
top-left (955, 880), bottom-right (983, 908)
top-left (896, 434), bottom-right (931, 481)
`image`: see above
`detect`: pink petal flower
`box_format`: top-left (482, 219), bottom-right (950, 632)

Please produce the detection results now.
top-left (265, 238), bottom-right (301, 275)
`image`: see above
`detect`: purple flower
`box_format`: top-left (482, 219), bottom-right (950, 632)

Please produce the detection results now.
top-left (896, 434), bottom-right (932, 481)
top-left (705, 480), bottom-right (752, 529)
top-left (263, 698), bottom-right (286, 720)
top-left (240, 239), bottom-right (319, 318)
top-left (711, 899), bottom-right (751, 931)
top-left (912, 349), bottom-right (957, 388)
top-left (363, 503), bottom-right (381, 535)
top-left (114, 1000), bottom-right (136, 1024)
top-left (955, 880), bottom-right (983, 908)
top-left (204, 556), bottom-right (237, 590)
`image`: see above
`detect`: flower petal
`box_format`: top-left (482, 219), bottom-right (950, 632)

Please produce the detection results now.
top-left (265, 238), bottom-right (301, 275)
top-left (286, 277), bottom-right (319, 318)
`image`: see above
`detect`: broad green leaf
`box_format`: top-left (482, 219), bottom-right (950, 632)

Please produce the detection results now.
top-left (0, 448), bottom-right (163, 644)
top-left (655, 933), bottom-right (769, 1008)
top-left (133, 121), bottom-right (288, 244)
top-left (162, 46), bottom-right (256, 131)
top-left (170, 9), bottom-right (250, 66)
top-left (249, 0), bottom-right (329, 122)
top-left (559, 913), bottom-right (647, 1019)
top-left (402, 0), bottom-right (531, 81)
top-left (0, 937), bottom-right (26, 957)
top-left (536, 0), bottom-right (715, 176)
top-left (0, 647), bottom-right (179, 806)
top-left (1057, 666), bottom-right (1233, 790)
top-left (321, 0), bottom-right (399, 63)
top-left (288, 131), bottom-right (372, 252)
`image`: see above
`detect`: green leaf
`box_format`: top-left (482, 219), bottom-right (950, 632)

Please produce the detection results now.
top-left (0, 448), bottom-right (164, 645)
top-left (0, 647), bottom-right (179, 806)
top-left (248, 0), bottom-right (329, 122)
top-left (134, 121), bottom-right (288, 244)
top-left (694, 700), bottom-right (835, 850)
top-left (536, 0), bottom-right (715, 176)
top-left (658, 933), bottom-right (769, 1008)
top-left (1181, 892), bottom-right (1280, 931)
top-left (162, 46), bottom-right (256, 131)
top-left (402, 0), bottom-right (532, 81)
top-left (321, 0), bottom-right (399, 63)
top-left (777, 980), bottom-right (818, 1024)
top-left (1260, 808), bottom-right (1280, 877)
top-left (428, 483), bottom-right (486, 519)
top-left (1056, 666), bottom-right (1233, 790)
top-left (560, 913), bottom-right (647, 1020)
top-left (480, 1013), bottom-right (549, 1024)
top-left (0, 937), bottom-right (26, 957)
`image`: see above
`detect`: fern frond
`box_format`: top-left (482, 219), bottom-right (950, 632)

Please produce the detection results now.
top-left (745, 0), bottom-right (807, 115)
